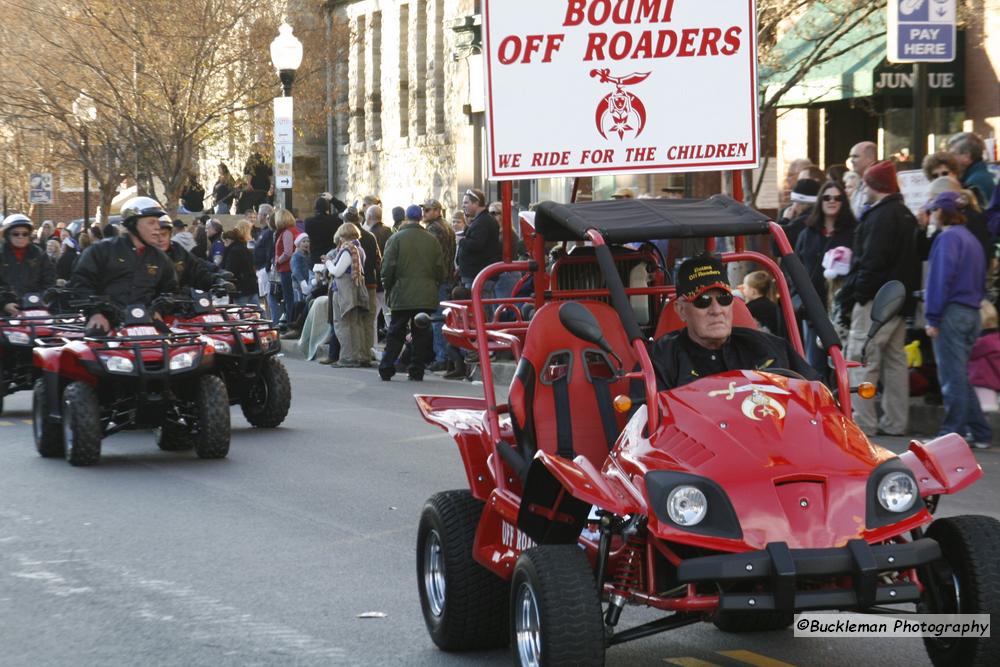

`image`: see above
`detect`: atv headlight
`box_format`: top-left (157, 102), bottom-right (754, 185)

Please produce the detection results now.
top-left (666, 486), bottom-right (708, 526)
top-left (169, 351), bottom-right (198, 371)
top-left (99, 354), bottom-right (134, 374)
top-left (877, 472), bottom-right (917, 513)
top-left (6, 331), bottom-right (30, 345)
top-left (212, 339), bottom-right (231, 354)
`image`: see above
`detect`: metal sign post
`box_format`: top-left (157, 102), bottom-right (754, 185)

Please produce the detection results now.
top-left (887, 0), bottom-right (955, 166)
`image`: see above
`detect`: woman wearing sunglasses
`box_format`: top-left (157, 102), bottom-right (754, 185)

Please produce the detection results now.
top-left (794, 180), bottom-right (857, 372)
top-left (1, 214), bottom-right (56, 316)
top-left (651, 253), bottom-right (818, 390)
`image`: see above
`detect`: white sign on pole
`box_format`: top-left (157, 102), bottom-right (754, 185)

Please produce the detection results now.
top-left (273, 97), bottom-right (294, 188)
top-left (482, 0), bottom-right (760, 180)
top-left (887, 0), bottom-right (956, 64)
top-left (29, 173), bottom-right (54, 204)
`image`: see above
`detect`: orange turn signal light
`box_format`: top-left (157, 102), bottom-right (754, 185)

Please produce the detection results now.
top-left (857, 382), bottom-right (877, 399)
top-left (613, 394), bottom-right (632, 413)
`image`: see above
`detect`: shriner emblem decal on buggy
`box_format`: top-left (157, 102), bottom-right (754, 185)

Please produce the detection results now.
top-left (708, 382), bottom-right (788, 421)
top-left (590, 69), bottom-right (650, 141)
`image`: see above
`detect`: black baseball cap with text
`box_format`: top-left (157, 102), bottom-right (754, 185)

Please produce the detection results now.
top-left (676, 253), bottom-right (731, 300)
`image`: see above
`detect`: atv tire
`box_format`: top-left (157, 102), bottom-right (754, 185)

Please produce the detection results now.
top-left (416, 490), bottom-right (509, 651)
top-left (62, 381), bottom-right (102, 466)
top-left (154, 423), bottom-right (195, 451)
top-left (920, 515), bottom-right (1000, 667)
top-left (240, 356), bottom-right (291, 428)
top-left (712, 609), bottom-right (793, 633)
top-left (193, 375), bottom-right (230, 459)
top-left (509, 545), bottom-right (605, 667)
top-left (33, 378), bottom-right (64, 458)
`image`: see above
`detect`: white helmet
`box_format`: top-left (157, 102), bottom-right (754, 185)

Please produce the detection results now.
top-left (2, 213), bottom-right (32, 238)
top-left (120, 196), bottom-right (167, 229)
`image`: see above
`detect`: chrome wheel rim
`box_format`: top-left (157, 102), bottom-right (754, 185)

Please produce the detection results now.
top-left (423, 530), bottom-right (446, 617)
top-left (515, 582), bottom-right (542, 667)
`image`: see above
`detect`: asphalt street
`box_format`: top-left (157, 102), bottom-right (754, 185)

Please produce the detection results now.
top-left (1, 357), bottom-right (997, 666)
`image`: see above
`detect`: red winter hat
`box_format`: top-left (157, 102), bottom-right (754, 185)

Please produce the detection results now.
top-left (863, 161), bottom-right (899, 194)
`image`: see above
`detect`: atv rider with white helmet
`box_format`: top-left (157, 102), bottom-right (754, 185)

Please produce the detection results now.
top-left (1, 213), bottom-right (56, 315)
top-left (154, 214), bottom-right (232, 292)
top-left (69, 196), bottom-right (178, 333)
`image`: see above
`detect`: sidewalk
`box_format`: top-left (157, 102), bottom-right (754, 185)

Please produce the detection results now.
top-left (283, 340), bottom-right (996, 439)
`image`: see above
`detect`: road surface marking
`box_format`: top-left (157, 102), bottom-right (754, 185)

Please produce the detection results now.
top-left (719, 650), bottom-right (797, 667)
top-left (0, 421), bottom-right (13, 426)
top-left (664, 659), bottom-right (723, 667)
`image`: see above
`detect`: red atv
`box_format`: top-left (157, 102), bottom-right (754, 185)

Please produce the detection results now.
top-left (0, 290), bottom-right (85, 415)
top-left (160, 288), bottom-right (290, 445)
top-left (414, 197), bottom-right (997, 666)
top-left (32, 297), bottom-right (229, 465)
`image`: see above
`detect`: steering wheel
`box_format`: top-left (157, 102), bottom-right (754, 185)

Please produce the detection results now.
top-left (759, 368), bottom-right (807, 381)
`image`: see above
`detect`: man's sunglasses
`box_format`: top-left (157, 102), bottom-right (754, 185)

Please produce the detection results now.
top-left (691, 292), bottom-right (734, 309)
top-left (821, 194), bottom-right (845, 202)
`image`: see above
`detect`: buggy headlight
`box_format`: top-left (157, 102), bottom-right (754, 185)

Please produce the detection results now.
top-left (666, 486), bottom-right (708, 526)
top-left (99, 355), bottom-right (134, 374)
top-left (169, 351), bottom-right (198, 371)
top-left (6, 331), bottom-right (30, 345)
top-left (877, 472), bottom-right (917, 513)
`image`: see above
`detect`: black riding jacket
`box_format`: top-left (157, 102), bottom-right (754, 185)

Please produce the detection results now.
top-left (651, 327), bottom-right (819, 391)
top-left (0, 243), bottom-right (56, 305)
top-left (70, 236), bottom-right (178, 313)
top-left (167, 241), bottom-right (219, 291)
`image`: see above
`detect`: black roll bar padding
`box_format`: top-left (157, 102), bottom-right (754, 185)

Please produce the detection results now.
top-left (780, 252), bottom-right (841, 351)
top-left (594, 244), bottom-right (645, 343)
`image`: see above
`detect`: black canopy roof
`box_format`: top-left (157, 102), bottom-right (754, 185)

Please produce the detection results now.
top-left (533, 195), bottom-right (772, 243)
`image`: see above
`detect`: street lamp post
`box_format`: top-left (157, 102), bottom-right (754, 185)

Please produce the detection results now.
top-left (72, 92), bottom-right (97, 226)
top-left (269, 22), bottom-right (303, 212)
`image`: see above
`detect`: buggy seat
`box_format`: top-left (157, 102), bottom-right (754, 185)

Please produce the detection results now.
top-left (653, 296), bottom-right (759, 339)
top-left (508, 300), bottom-right (637, 471)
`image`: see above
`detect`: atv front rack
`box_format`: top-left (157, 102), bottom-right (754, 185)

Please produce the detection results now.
top-left (676, 537), bottom-right (942, 611)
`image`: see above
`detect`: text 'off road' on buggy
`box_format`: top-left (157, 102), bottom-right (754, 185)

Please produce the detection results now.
top-left (413, 196), bottom-right (997, 667)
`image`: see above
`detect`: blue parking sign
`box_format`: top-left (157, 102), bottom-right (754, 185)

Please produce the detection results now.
top-left (888, 0), bottom-right (956, 63)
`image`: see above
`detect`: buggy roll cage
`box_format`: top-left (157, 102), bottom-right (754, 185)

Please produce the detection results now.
top-left (456, 195), bottom-right (852, 477)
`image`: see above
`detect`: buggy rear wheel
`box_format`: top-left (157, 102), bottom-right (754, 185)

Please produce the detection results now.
top-left (920, 515), bottom-right (1000, 667)
top-left (240, 356), bottom-right (291, 428)
top-left (193, 375), bottom-right (230, 459)
top-left (32, 378), bottom-right (64, 458)
top-left (416, 490), bottom-right (509, 651)
top-left (62, 381), bottom-right (101, 466)
top-left (509, 545), bottom-right (605, 667)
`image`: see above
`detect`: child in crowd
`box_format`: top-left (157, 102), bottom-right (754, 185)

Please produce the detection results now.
top-left (741, 270), bottom-right (780, 334)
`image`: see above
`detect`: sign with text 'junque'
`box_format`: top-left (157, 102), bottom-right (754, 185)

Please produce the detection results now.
top-left (482, 0), bottom-right (760, 180)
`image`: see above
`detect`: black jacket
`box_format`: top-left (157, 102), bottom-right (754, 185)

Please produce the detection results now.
top-left (167, 242), bottom-right (219, 291)
top-left (304, 213), bottom-right (340, 265)
top-left (360, 227), bottom-right (382, 289)
top-left (70, 236), bottom-right (178, 312)
top-left (56, 247), bottom-right (79, 281)
top-left (794, 221), bottom-right (856, 313)
top-left (457, 210), bottom-right (501, 280)
top-left (253, 228), bottom-right (274, 271)
top-left (0, 243), bottom-right (56, 304)
top-left (651, 327), bottom-right (819, 390)
top-left (221, 240), bottom-right (257, 297)
top-left (837, 193), bottom-right (920, 316)
top-left (369, 221), bottom-right (393, 255)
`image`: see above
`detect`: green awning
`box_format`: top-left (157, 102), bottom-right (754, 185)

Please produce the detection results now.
top-left (761, 4), bottom-right (886, 107)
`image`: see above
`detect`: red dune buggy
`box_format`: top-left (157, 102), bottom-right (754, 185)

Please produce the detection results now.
top-left (413, 196), bottom-right (998, 666)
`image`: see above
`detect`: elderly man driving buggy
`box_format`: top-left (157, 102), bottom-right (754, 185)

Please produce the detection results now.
top-left (652, 252), bottom-right (818, 390)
